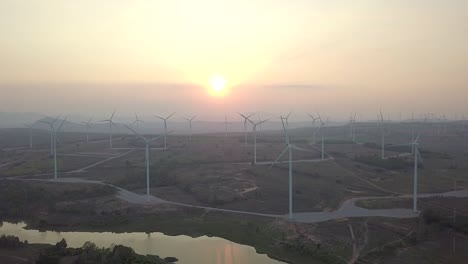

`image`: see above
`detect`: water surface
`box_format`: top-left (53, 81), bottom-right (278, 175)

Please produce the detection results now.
top-left (0, 222), bottom-right (283, 264)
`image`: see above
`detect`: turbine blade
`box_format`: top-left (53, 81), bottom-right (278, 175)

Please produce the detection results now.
top-left (148, 134), bottom-right (164, 142)
top-left (258, 118), bottom-right (270, 125)
top-left (416, 148), bottom-right (424, 165)
top-left (167, 112), bottom-right (176, 119)
top-left (110, 110), bottom-right (116, 120)
top-left (123, 124), bottom-right (145, 141)
top-left (56, 116), bottom-right (68, 133)
top-left (292, 145), bottom-right (316, 153)
top-left (270, 146), bottom-right (289, 169)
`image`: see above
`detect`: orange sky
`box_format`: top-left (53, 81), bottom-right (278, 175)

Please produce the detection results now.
top-left (0, 1), bottom-right (467, 119)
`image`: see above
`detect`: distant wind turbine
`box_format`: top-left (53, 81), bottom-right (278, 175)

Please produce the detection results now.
top-left (308, 113), bottom-right (320, 144)
top-left (100, 111), bottom-right (117, 149)
top-left (41, 116), bottom-right (67, 180)
top-left (24, 124), bottom-right (34, 149)
top-left (238, 112), bottom-right (254, 145)
top-left (317, 112), bottom-right (327, 160)
top-left (270, 115), bottom-right (314, 220)
top-left (247, 117), bottom-right (270, 165)
top-left (132, 113), bottom-right (144, 130)
top-left (42, 114), bottom-right (62, 155)
top-left (154, 113), bottom-right (175, 150)
top-left (183, 115), bottom-right (196, 141)
top-left (378, 109), bottom-right (385, 159)
top-left (223, 115), bottom-right (232, 137)
top-left (80, 116), bottom-right (93, 143)
top-left (350, 112), bottom-right (357, 143)
top-left (124, 125), bottom-right (165, 202)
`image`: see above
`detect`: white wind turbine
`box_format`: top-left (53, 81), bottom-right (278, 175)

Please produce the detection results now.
top-left (411, 134), bottom-right (424, 212)
top-left (308, 113), bottom-right (320, 144)
top-left (238, 113), bottom-right (254, 145)
top-left (41, 116), bottom-right (67, 180)
top-left (270, 116), bottom-right (314, 220)
top-left (277, 112), bottom-right (291, 143)
top-left (124, 125), bottom-right (165, 202)
top-left (247, 117), bottom-right (270, 165)
top-left (393, 134), bottom-right (424, 212)
top-left (132, 113), bottom-right (144, 130)
top-left (317, 113), bottom-right (327, 160)
top-left (223, 115), bottom-right (232, 137)
top-left (80, 116), bottom-right (93, 143)
top-left (183, 115), bottom-right (196, 141)
top-left (100, 111), bottom-right (117, 149)
top-left (42, 115), bottom-right (62, 155)
top-left (350, 112), bottom-right (357, 143)
top-left (24, 124), bottom-right (34, 149)
top-left (154, 113), bottom-right (175, 150)
top-left (378, 110), bottom-right (385, 159)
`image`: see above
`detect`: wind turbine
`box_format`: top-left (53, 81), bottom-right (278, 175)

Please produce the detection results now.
top-left (154, 113), bottom-right (175, 150)
top-left (223, 115), bottom-right (232, 137)
top-left (308, 113), bottom-right (320, 144)
top-left (278, 112), bottom-right (292, 143)
top-left (350, 112), bottom-right (357, 143)
top-left (183, 115), bottom-right (196, 141)
top-left (247, 117), bottom-right (270, 165)
top-left (41, 116), bottom-right (67, 180)
top-left (393, 134), bottom-right (424, 212)
top-left (100, 111), bottom-right (117, 149)
top-left (378, 110), bottom-right (385, 159)
top-left (317, 113), bottom-right (327, 160)
top-left (411, 135), bottom-right (424, 212)
top-left (80, 116), bottom-right (93, 143)
top-left (238, 113), bottom-right (254, 145)
top-left (270, 116), bottom-right (312, 220)
top-left (132, 113), bottom-right (144, 130)
top-left (42, 114), bottom-right (61, 155)
top-left (124, 125), bottom-right (165, 202)
top-left (24, 124), bottom-right (34, 149)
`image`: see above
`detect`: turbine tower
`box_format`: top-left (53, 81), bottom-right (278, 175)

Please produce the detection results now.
top-left (223, 115), bottom-right (232, 137)
top-left (308, 113), bottom-right (320, 144)
top-left (80, 116), bottom-right (93, 143)
top-left (270, 116), bottom-right (313, 220)
top-left (350, 112), bottom-right (357, 143)
top-left (411, 135), bottom-right (423, 212)
top-left (24, 124), bottom-right (34, 149)
top-left (132, 113), bottom-right (144, 130)
top-left (238, 113), bottom-right (254, 145)
top-left (247, 117), bottom-right (270, 165)
top-left (100, 111), bottom-right (117, 149)
top-left (124, 125), bottom-right (164, 202)
top-left (393, 134), bottom-right (424, 212)
top-left (154, 112), bottom-right (175, 150)
top-left (42, 115), bottom-right (62, 155)
top-left (271, 117), bottom-right (294, 219)
top-left (183, 115), bottom-right (196, 141)
top-left (317, 113), bottom-right (327, 160)
top-left (378, 109), bottom-right (385, 159)
top-left (41, 116), bottom-right (67, 180)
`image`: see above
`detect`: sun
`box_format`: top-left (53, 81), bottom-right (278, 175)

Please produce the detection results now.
top-left (209, 75), bottom-right (227, 96)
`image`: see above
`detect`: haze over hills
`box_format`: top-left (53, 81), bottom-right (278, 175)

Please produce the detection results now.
top-left (0, 111), bottom-right (354, 134)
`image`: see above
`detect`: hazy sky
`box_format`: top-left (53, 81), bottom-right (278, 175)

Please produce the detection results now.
top-left (0, 0), bottom-right (467, 120)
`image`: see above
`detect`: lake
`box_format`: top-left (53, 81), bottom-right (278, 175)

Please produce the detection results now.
top-left (0, 222), bottom-right (284, 264)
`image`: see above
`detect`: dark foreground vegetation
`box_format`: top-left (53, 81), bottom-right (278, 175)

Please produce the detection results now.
top-left (0, 235), bottom-right (177, 264)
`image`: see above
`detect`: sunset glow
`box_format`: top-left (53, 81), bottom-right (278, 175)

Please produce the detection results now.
top-left (209, 76), bottom-right (227, 96)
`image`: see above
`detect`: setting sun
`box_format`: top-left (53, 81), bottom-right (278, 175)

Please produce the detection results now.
top-left (209, 76), bottom-right (227, 96)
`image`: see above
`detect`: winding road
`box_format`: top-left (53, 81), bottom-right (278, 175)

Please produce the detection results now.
top-left (2, 145), bottom-right (467, 223)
